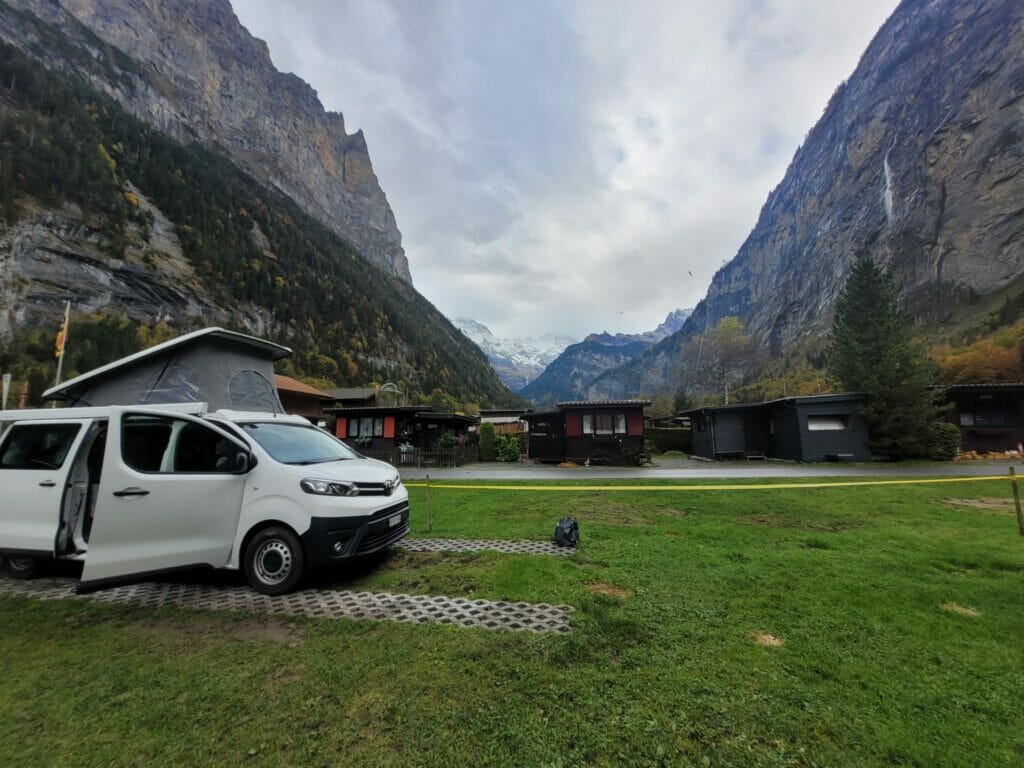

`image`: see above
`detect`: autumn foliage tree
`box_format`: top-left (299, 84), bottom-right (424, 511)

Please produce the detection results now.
top-left (696, 317), bottom-right (751, 404)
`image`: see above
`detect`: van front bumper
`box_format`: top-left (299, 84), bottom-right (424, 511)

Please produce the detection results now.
top-left (300, 500), bottom-right (410, 569)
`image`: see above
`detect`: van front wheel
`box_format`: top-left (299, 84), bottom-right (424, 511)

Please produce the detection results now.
top-left (3, 556), bottom-right (43, 580)
top-left (244, 527), bottom-right (305, 596)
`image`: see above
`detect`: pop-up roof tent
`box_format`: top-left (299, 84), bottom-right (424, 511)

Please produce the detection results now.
top-left (43, 327), bottom-right (292, 412)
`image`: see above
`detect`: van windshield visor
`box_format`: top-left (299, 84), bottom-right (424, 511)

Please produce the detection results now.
top-left (240, 422), bottom-right (359, 464)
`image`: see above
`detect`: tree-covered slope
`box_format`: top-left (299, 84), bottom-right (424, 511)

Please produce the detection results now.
top-left (0, 39), bottom-right (516, 409)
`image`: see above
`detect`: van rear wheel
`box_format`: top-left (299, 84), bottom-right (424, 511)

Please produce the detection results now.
top-left (243, 527), bottom-right (305, 596)
top-left (3, 556), bottom-right (43, 580)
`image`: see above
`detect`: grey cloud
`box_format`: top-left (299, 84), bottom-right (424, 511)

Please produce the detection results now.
top-left (232, 0), bottom-right (899, 338)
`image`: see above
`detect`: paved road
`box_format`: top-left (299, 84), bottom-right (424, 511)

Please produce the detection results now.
top-left (399, 460), bottom-right (1019, 481)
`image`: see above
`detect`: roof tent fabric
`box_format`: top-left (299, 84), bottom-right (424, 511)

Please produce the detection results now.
top-left (45, 328), bottom-right (291, 412)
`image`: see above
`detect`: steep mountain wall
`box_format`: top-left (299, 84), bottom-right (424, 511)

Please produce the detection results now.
top-left (593, 0), bottom-right (1024, 398)
top-left (2, 0), bottom-right (410, 282)
top-left (0, 27), bottom-right (515, 407)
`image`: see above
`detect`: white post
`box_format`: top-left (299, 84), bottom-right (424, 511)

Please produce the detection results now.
top-left (1, 373), bottom-right (10, 411)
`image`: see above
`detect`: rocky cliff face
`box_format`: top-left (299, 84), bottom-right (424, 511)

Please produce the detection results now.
top-left (2, 0), bottom-right (410, 282)
top-left (593, 0), bottom-right (1024, 398)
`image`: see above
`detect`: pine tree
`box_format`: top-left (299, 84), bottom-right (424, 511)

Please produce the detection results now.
top-left (827, 256), bottom-right (941, 458)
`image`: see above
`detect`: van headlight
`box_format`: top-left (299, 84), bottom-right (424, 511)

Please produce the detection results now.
top-left (300, 478), bottom-right (359, 497)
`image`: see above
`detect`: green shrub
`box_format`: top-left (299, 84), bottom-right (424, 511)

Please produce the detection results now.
top-left (924, 421), bottom-right (961, 460)
top-left (646, 427), bottom-right (692, 454)
top-left (438, 431), bottom-right (456, 451)
top-left (479, 422), bottom-right (496, 461)
top-left (495, 434), bottom-right (521, 462)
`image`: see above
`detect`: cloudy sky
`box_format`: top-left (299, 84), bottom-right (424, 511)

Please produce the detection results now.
top-left (232, 0), bottom-right (899, 340)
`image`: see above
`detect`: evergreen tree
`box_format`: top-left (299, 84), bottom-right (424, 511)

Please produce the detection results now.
top-left (827, 257), bottom-right (940, 458)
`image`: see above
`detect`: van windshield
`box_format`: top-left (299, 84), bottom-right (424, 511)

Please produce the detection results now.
top-left (239, 422), bottom-right (360, 465)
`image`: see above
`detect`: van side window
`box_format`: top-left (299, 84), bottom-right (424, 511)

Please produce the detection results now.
top-left (122, 415), bottom-right (243, 473)
top-left (0, 423), bottom-right (82, 470)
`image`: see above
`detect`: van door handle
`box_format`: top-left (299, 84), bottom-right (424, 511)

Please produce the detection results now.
top-left (38, 480), bottom-right (56, 488)
top-left (112, 487), bottom-right (150, 498)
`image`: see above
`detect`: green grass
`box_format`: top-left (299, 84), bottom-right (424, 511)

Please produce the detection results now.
top-left (2, 478), bottom-right (1024, 766)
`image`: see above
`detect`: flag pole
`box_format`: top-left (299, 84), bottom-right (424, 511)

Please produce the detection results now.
top-left (52, 300), bottom-right (70, 407)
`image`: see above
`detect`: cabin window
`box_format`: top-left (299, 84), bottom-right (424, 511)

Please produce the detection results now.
top-left (962, 411), bottom-right (1006, 427)
top-left (374, 418), bottom-right (384, 436)
top-left (0, 423), bottom-right (81, 470)
top-left (348, 419), bottom-right (359, 437)
top-left (581, 413), bottom-right (627, 435)
top-left (806, 414), bottom-right (852, 431)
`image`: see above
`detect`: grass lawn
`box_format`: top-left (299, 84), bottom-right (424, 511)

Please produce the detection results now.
top-left (2, 478), bottom-right (1023, 766)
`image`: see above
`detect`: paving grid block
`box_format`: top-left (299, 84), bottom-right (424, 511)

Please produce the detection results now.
top-left (0, 575), bottom-right (573, 634)
top-left (397, 538), bottom-right (576, 557)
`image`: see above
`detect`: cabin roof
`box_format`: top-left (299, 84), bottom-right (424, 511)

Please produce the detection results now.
top-left (679, 392), bottom-right (864, 415)
top-left (556, 399), bottom-right (652, 409)
top-left (273, 374), bottom-right (333, 399)
top-left (323, 387), bottom-right (377, 400)
top-left (43, 327), bottom-right (291, 402)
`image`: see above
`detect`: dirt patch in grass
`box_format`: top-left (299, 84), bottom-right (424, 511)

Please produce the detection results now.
top-left (135, 616), bottom-right (305, 646)
top-left (577, 501), bottom-right (655, 526)
top-left (586, 581), bottom-right (632, 598)
top-left (751, 630), bottom-right (784, 647)
top-left (230, 620), bottom-right (305, 645)
top-left (745, 514), bottom-right (859, 532)
top-left (944, 497), bottom-right (1017, 515)
top-left (940, 602), bottom-right (982, 618)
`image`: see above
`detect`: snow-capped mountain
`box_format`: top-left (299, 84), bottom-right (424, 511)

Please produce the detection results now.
top-left (454, 319), bottom-right (576, 391)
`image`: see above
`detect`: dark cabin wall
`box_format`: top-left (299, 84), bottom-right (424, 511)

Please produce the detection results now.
top-left (710, 411), bottom-right (747, 455)
top-left (690, 412), bottom-right (715, 459)
top-left (945, 388), bottom-right (1024, 452)
top-left (793, 400), bottom-right (871, 462)
top-left (764, 402), bottom-right (803, 461)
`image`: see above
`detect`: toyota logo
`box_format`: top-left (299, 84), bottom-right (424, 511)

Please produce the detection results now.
top-left (384, 479), bottom-right (396, 494)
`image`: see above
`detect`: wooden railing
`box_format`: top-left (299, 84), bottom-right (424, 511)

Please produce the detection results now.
top-left (357, 445), bottom-right (479, 468)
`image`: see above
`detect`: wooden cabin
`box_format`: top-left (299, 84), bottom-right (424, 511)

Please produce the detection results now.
top-left (327, 405), bottom-right (476, 459)
top-left (944, 383), bottom-right (1024, 452)
top-left (524, 400), bottom-right (650, 465)
top-left (273, 375), bottom-right (334, 423)
top-left (682, 394), bottom-right (870, 462)
top-left (479, 408), bottom-right (529, 435)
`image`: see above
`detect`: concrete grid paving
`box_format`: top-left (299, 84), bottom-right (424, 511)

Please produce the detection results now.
top-left (0, 575), bottom-right (573, 634)
top-left (397, 538), bottom-right (576, 557)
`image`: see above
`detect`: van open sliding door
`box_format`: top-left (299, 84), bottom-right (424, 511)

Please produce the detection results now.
top-left (80, 408), bottom-right (251, 590)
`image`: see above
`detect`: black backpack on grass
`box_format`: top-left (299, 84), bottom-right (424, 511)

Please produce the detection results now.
top-left (554, 517), bottom-right (579, 548)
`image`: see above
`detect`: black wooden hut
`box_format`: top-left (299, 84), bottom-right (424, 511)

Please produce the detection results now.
top-left (943, 383), bottom-right (1024, 452)
top-left (682, 393), bottom-right (871, 462)
top-left (523, 400), bottom-right (650, 465)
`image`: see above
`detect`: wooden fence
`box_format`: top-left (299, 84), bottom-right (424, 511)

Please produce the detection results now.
top-left (357, 445), bottom-right (479, 469)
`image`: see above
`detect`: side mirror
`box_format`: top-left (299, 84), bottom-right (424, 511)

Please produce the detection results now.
top-left (234, 451), bottom-right (256, 474)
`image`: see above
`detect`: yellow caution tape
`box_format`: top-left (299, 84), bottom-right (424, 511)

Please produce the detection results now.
top-left (404, 475), bottom-right (1011, 492)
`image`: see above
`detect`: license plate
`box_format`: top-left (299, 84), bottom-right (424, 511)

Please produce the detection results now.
top-left (388, 514), bottom-right (401, 528)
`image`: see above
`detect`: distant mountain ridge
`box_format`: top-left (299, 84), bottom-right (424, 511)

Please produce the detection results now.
top-left (591, 0), bottom-right (1024, 399)
top-left (520, 309), bottom-right (690, 406)
top-left (454, 318), bottom-right (575, 391)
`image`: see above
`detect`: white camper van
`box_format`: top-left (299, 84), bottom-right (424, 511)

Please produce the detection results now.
top-left (0, 403), bottom-right (409, 594)
top-left (0, 327), bottom-right (410, 595)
